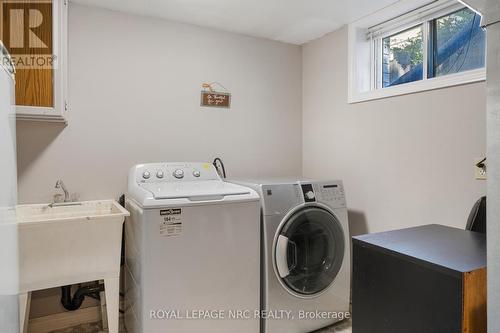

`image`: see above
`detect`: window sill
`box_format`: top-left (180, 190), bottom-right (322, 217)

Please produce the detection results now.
top-left (348, 68), bottom-right (486, 104)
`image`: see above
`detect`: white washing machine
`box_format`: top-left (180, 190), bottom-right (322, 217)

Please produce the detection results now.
top-left (125, 162), bottom-right (260, 333)
top-left (234, 180), bottom-right (351, 333)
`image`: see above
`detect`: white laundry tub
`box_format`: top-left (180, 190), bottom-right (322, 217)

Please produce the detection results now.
top-left (16, 200), bottom-right (129, 333)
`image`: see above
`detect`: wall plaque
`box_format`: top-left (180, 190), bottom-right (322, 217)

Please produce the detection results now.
top-left (200, 91), bottom-right (231, 108)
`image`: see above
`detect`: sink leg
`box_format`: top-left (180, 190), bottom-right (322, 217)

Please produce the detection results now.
top-left (100, 289), bottom-right (108, 330)
top-left (104, 277), bottom-right (119, 333)
top-left (18, 292), bottom-right (31, 333)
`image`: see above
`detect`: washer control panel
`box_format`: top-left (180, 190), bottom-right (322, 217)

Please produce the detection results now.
top-left (173, 169), bottom-right (185, 179)
top-left (133, 162), bottom-right (220, 184)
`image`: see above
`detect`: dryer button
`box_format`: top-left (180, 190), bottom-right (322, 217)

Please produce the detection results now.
top-left (305, 191), bottom-right (316, 200)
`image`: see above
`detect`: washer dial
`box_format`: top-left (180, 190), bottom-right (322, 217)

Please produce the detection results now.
top-left (173, 169), bottom-right (185, 179)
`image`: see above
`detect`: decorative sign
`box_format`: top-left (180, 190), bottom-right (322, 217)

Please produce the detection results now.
top-left (200, 91), bottom-right (231, 108)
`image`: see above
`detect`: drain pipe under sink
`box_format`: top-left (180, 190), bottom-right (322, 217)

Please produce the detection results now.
top-left (60, 284), bottom-right (103, 311)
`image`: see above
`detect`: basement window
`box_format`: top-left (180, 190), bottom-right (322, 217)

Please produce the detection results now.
top-left (348, 0), bottom-right (486, 103)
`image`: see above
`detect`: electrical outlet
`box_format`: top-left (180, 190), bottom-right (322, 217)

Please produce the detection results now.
top-left (475, 158), bottom-right (487, 180)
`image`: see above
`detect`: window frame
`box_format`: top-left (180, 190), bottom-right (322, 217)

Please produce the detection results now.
top-left (348, 0), bottom-right (486, 104)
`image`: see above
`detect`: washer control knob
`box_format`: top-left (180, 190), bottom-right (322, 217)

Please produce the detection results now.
top-left (142, 171), bottom-right (151, 179)
top-left (193, 170), bottom-right (201, 178)
top-left (156, 170), bottom-right (164, 179)
top-left (173, 169), bottom-right (185, 179)
top-left (305, 191), bottom-right (315, 200)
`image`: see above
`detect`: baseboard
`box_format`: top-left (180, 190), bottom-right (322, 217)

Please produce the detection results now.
top-left (28, 306), bottom-right (102, 333)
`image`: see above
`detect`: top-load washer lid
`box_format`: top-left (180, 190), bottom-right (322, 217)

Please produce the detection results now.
top-left (127, 162), bottom-right (260, 208)
top-left (141, 180), bottom-right (251, 201)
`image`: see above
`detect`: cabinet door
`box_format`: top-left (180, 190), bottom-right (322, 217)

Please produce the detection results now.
top-left (352, 241), bottom-right (463, 333)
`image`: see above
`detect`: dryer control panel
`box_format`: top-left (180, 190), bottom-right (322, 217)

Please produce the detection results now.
top-left (132, 162), bottom-right (221, 184)
top-left (301, 184), bottom-right (317, 203)
top-left (308, 181), bottom-right (346, 209)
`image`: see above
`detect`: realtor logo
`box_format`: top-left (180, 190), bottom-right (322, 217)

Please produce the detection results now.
top-left (1, 0), bottom-right (55, 69)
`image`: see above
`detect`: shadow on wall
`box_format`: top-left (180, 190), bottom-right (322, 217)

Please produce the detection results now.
top-left (16, 122), bottom-right (65, 178)
top-left (348, 210), bottom-right (368, 237)
top-left (348, 210), bottom-right (368, 305)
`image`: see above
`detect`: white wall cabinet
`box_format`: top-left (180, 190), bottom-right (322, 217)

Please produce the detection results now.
top-left (1, 0), bottom-right (69, 123)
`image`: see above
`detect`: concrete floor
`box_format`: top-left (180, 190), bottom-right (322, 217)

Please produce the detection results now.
top-left (48, 322), bottom-right (103, 333)
top-left (316, 319), bottom-right (352, 332)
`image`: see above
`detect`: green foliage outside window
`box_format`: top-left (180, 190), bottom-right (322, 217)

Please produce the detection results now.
top-left (392, 35), bottom-right (423, 68)
top-left (391, 8), bottom-right (475, 68)
top-left (436, 8), bottom-right (475, 45)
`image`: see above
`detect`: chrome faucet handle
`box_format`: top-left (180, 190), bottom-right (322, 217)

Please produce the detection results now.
top-left (54, 180), bottom-right (70, 202)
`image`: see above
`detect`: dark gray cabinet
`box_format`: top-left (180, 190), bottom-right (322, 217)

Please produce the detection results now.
top-left (352, 224), bottom-right (486, 333)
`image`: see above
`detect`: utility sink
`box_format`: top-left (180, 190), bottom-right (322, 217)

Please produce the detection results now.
top-left (16, 200), bottom-right (129, 333)
top-left (17, 200), bottom-right (129, 225)
top-left (16, 200), bottom-right (129, 291)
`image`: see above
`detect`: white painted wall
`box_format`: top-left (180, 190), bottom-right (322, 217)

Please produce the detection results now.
top-left (302, 26), bottom-right (486, 234)
top-left (486, 22), bottom-right (500, 333)
top-left (0, 53), bottom-right (19, 333)
top-left (17, 3), bottom-right (303, 205)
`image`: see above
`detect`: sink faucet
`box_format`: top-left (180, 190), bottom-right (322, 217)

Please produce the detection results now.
top-left (55, 180), bottom-right (70, 203)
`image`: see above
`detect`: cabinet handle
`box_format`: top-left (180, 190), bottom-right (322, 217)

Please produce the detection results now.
top-left (0, 41), bottom-right (15, 76)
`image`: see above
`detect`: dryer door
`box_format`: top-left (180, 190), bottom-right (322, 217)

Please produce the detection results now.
top-left (275, 206), bottom-right (345, 297)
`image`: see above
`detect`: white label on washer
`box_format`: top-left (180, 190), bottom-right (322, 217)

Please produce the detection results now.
top-left (160, 209), bottom-right (182, 237)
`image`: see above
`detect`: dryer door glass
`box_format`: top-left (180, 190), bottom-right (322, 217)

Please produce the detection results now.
top-left (275, 206), bottom-right (345, 296)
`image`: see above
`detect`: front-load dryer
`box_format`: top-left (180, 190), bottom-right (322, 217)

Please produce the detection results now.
top-left (234, 180), bottom-right (351, 333)
top-left (125, 162), bottom-right (260, 333)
